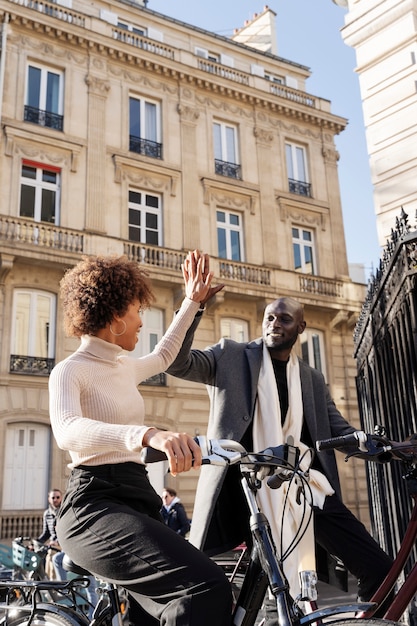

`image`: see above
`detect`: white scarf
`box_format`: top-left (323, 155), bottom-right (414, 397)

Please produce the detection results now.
top-left (253, 345), bottom-right (334, 598)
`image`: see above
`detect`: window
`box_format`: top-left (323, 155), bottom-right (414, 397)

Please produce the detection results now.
top-left (24, 63), bottom-right (64, 130)
top-left (217, 210), bottom-right (243, 261)
top-left (129, 96), bottom-right (162, 159)
top-left (264, 73), bottom-right (285, 84)
top-left (20, 161), bottom-right (60, 224)
top-left (10, 290), bottom-right (56, 375)
top-left (117, 21), bottom-right (146, 36)
top-left (131, 308), bottom-right (165, 386)
top-left (292, 227), bottom-right (316, 275)
top-left (300, 329), bottom-right (327, 380)
top-left (220, 318), bottom-right (249, 342)
top-left (213, 121), bottom-right (241, 179)
top-left (128, 190), bottom-right (162, 245)
top-left (3, 423), bottom-right (50, 510)
top-left (285, 142), bottom-right (311, 197)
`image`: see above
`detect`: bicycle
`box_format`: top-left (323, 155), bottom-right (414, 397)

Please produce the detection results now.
top-left (316, 428), bottom-right (417, 623)
top-left (0, 437), bottom-right (401, 626)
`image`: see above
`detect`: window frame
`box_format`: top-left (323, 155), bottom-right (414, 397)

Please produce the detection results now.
top-left (213, 120), bottom-right (241, 179)
top-left (19, 160), bottom-right (60, 225)
top-left (285, 141), bottom-right (311, 196)
top-left (129, 95), bottom-right (162, 159)
top-left (130, 308), bottom-right (166, 386)
top-left (24, 62), bottom-right (64, 130)
top-left (216, 209), bottom-right (244, 261)
top-left (128, 189), bottom-right (162, 246)
top-left (220, 318), bottom-right (249, 342)
top-left (300, 329), bottom-right (327, 380)
top-left (292, 226), bottom-right (317, 275)
top-left (11, 289), bottom-right (56, 360)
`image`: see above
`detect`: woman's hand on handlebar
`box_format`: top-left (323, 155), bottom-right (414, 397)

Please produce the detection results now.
top-left (142, 429), bottom-right (202, 476)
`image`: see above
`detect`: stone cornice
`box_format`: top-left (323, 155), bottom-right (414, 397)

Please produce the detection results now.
top-left (5, 8), bottom-right (347, 135)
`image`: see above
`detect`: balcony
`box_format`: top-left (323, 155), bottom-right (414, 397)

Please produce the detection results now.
top-left (9, 0), bottom-right (85, 27)
top-left (10, 354), bottom-right (55, 376)
top-left (288, 178), bottom-right (312, 197)
top-left (129, 136), bottom-right (163, 159)
top-left (214, 159), bottom-right (242, 180)
top-left (0, 216), bottom-right (84, 253)
top-left (24, 105), bottom-right (64, 131)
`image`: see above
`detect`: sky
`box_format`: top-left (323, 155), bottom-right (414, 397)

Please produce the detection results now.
top-left (147, 0), bottom-right (382, 278)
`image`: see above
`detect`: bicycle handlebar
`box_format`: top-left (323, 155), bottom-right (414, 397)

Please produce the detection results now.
top-left (316, 430), bottom-right (417, 463)
top-left (141, 436), bottom-right (305, 488)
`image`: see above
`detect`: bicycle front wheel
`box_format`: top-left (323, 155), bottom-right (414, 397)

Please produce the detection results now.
top-left (2, 605), bottom-right (88, 626)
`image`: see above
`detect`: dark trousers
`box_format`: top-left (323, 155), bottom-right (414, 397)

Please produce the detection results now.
top-left (264, 494), bottom-right (393, 625)
top-left (57, 463), bottom-right (232, 626)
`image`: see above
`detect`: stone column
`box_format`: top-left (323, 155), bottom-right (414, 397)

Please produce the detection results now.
top-left (177, 102), bottom-right (200, 249)
top-left (84, 73), bottom-right (110, 234)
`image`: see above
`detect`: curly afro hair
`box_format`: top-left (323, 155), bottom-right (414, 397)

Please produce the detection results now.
top-left (60, 255), bottom-right (155, 337)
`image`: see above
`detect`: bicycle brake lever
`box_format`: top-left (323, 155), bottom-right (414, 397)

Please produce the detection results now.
top-left (200, 438), bottom-right (245, 466)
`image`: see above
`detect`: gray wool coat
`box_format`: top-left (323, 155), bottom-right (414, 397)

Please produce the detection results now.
top-left (167, 312), bottom-right (356, 556)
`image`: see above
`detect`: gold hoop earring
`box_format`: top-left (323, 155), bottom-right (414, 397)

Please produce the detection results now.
top-left (109, 320), bottom-right (127, 336)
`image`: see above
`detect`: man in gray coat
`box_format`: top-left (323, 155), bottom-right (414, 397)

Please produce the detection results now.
top-left (167, 294), bottom-right (392, 618)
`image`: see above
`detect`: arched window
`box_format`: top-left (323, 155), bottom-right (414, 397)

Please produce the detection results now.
top-left (10, 290), bottom-right (56, 375)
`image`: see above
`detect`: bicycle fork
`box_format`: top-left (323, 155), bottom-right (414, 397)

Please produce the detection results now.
top-left (232, 477), bottom-right (296, 626)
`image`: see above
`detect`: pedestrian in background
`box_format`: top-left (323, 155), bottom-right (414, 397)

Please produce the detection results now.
top-left (160, 488), bottom-right (190, 537)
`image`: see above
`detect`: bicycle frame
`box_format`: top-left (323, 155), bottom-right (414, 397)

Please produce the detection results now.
top-left (356, 469), bottom-right (417, 621)
top-left (228, 453), bottom-right (375, 626)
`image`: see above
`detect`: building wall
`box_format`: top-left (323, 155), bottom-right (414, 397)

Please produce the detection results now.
top-left (339, 0), bottom-right (417, 247)
top-left (0, 0), bottom-right (368, 536)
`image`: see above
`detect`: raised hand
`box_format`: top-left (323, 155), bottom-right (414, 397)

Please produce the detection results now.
top-left (182, 251), bottom-right (224, 305)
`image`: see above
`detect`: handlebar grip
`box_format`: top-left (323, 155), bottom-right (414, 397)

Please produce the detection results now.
top-left (316, 432), bottom-right (360, 451)
top-left (141, 447), bottom-right (168, 464)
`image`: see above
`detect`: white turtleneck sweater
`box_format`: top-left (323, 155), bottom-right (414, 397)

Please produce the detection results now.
top-left (49, 297), bottom-right (200, 468)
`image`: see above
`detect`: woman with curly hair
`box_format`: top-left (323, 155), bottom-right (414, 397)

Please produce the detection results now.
top-left (49, 251), bottom-right (232, 626)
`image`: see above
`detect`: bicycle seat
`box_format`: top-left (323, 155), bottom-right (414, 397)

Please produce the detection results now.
top-left (62, 553), bottom-right (91, 576)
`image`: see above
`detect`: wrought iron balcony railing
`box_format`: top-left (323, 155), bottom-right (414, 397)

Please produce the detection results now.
top-left (24, 105), bottom-right (64, 131)
top-left (288, 178), bottom-right (312, 197)
top-left (129, 136), bottom-right (163, 159)
top-left (214, 159), bottom-right (242, 180)
top-left (10, 355), bottom-right (55, 376)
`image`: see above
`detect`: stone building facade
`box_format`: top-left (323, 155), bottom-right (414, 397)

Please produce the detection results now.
top-left (0, 1), bottom-right (366, 536)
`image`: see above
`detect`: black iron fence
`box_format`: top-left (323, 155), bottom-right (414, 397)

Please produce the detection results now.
top-left (354, 209), bottom-right (417, 562)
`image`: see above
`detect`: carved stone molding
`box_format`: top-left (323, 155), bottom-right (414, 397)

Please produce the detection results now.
top-left (4, 124), bottom-right (83, 172)
top-left (253, 126), bottom-right (274, 144)
top-left (113, 154), bottom-right (179, 196)
top-left (201, 177), bottom-right (259, 215)
top-left (85, 74), bottom-right (111, 97)
top-left (177, 103), bottom-right (200, 123)
top-left (322, 146), bottom-right (340, 163)
top-left (0, 254), bottom-right (14, 285)
top-left (277, 196), bottom-right (328, 231)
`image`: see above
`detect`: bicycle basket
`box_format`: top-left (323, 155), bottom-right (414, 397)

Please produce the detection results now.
top-left (0, 544), bottom-right (15, 570)
top-left (12, 541), bottom-right (42, 571)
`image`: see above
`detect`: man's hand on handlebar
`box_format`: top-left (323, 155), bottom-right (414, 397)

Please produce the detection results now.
top-left (142, 429), bottom-right (202, 476)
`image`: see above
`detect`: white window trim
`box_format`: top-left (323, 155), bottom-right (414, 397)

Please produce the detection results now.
top-left (20, 162), bottom-right (60, 224)
top-left (216, 209), bottom-right (244, 261)
top-left (129, 95), bottom-right (161, 143)
top-left (220, 318), bottom-right (249, 342)
top-left (11, 289), bottom-right (56, 359)
top-left (128, 189), bottom-right (162, 246)
top-left (213, 121), bottom-right (239, 165)
top-left (300, 329), bottom-right (327, 380)
top-left (292, 226), bottom-right (317, 275)
top-left (25, 63), bottom-right (64, 115)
